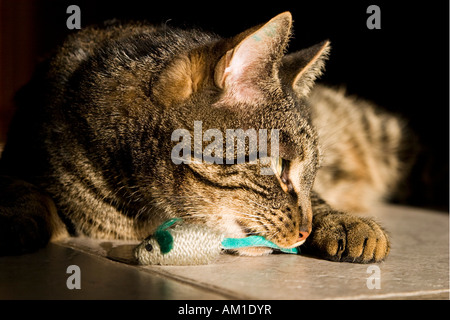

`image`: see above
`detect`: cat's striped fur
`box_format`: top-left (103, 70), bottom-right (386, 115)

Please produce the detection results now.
top-left (0, 12), bottom-right (415, 262)
top-left (310, 85), bottom-right (415, 213)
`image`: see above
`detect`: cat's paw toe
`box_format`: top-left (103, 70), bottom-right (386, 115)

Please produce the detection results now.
top-left (304, 213), bottom-right (390, 263)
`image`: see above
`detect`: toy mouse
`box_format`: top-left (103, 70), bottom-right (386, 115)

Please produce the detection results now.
top-left (134, 218), bottom-right (298, 265)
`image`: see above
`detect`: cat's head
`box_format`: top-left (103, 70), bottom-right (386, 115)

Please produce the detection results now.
top-left (153, 12), bottom-right (330, 252)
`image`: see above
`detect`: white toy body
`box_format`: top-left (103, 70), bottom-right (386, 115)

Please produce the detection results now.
top-left (134, 218), bottom-right (298, 265)
top-left (134, 220), bottom-right (224, 265)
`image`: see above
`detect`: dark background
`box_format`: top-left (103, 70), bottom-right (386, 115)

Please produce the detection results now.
top-left (0, 0), bottom-right (448, 210)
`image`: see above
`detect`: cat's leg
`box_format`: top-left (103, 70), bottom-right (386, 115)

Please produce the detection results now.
top-left (302, 191), bottom-right (390, 263)
top-left (0, 176), bottom-right (68, 255)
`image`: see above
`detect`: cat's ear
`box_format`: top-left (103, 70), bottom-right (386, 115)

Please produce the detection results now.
top-left (214, 12), bottom-right (293, 103)
top-left (280, 40), bottom-right (330, 97)
top-left (150, 54), bottom-right (207, 107)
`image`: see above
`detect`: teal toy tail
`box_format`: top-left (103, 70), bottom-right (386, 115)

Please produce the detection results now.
top-left (222, 236), bottom-right (299, 254)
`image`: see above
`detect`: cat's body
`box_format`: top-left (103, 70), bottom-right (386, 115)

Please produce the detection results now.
top-left (310, 85), bottom-right (414, 213)
top-left (0, 13), bottom-right (414, 262)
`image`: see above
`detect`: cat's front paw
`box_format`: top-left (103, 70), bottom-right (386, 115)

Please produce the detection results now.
top-left (304, 212), bottom-right (390, 263)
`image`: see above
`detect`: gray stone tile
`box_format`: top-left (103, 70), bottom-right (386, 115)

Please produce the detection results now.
top-left (1, 204), bottom-right (448, 300)
top-left (137, 205), bottom-right (450, 299)
top-left (0, 243), bottom-right (226, 299)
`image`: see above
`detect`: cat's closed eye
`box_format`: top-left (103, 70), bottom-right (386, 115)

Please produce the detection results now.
top-left (273, 157), bottom-right (295, 193)
top-left (273, 157), bottom-right (288, 177)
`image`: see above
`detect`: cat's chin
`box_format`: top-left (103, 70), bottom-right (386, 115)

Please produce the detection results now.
top-left (230, 247), bottom-right (274, 256)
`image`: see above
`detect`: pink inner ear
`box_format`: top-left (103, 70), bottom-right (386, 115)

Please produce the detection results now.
top-left (222, 37), bottom-right (272, 103)
top-left (220, 13), bottom-right (292, 104)
top-left (226, 41), bottom-right (259, 83)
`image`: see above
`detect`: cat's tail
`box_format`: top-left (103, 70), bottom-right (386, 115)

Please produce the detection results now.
top-left (0, 175), bottom-right (68, 255)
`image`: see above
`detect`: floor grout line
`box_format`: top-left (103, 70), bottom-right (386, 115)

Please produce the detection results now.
top-left (137, 266), bottom-right (251, 300)
top-left (54, 241), bottom-right (245, 300)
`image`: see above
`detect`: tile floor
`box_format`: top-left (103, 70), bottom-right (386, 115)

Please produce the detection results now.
top-left (0, 204), bottom-right (448, 300)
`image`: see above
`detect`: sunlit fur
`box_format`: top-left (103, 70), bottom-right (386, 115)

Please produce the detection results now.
top-left (0, 13), bottom-right (415, 262)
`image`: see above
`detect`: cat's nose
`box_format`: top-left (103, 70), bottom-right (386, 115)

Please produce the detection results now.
top-left (297, 229), bottom-right (310, 242)
top-left (287, 228), bottom-right (311, 248)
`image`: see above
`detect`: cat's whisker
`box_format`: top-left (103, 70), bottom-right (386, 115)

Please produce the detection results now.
top-left (246, 198), bottom-right (271, 212)
top-left (265, 230), bottom-right (280, 243)
top-left (237, 211), bottom-right (264, 220)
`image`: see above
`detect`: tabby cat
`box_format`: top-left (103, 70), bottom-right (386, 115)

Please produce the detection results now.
top-left (0, 12), bottom-right (414, 263)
